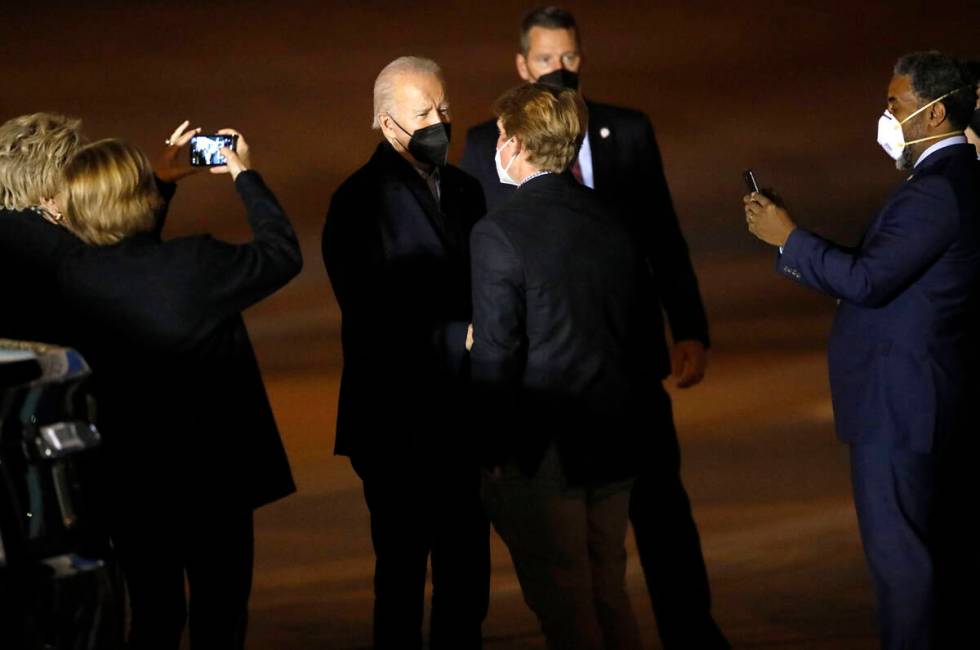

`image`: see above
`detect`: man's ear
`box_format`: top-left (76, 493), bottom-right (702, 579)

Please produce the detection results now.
top-left (378, 113), bottom-right (396, 143)
top-left (516, 53), bottom-right (531, 82)
top-left (929, 101), bottom-right (949, 128)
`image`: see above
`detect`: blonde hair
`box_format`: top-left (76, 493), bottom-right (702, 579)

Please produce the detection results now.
top-left (61, 139), bottom-right (161, 246)
top-left (0, 113), bottom-right (84, 210)
top-left (372, 56), bottom-right (444, 129)
top-left (493, 84), bottom-right (587, 172)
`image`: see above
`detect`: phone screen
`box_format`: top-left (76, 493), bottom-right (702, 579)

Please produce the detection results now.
top-left (190, 134), bottom-right (238, 167)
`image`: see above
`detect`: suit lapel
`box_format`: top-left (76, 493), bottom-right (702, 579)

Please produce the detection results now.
top-left (587, 102), bottom-right (615, 192)
top-left (377, 143), bottom-right (453, 250)
top-left (906, 142), bottom-right (974, 181)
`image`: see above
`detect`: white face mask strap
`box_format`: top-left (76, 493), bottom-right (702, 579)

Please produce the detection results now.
top-left (499, 137), bottom-right (518, 173)
top-left (905, 131), bottom-right (965, 147)
top-left (900, 87), bottom-right (968, 125)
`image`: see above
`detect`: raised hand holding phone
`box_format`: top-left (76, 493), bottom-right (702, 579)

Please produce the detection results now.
top-left (190, 134), bottom-right (238, 167)
top-left (207, 129), bottom-right (251, 181)
top-left (154, 120), bottom-right (203, 183)
top-left (743, 170), bottom-right (796, 247)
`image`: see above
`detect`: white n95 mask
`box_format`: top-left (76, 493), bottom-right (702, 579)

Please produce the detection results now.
top-left (494, 138), bottom-right (521, 186)
top-left (877, 88), bottom-right (966, 160)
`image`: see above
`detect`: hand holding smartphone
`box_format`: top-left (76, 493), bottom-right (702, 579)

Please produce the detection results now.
top-left (190, 134), bottom-right (239, 167)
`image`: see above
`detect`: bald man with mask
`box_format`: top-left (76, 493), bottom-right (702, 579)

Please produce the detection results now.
top-left (323, 56), bottom-right (489, 650)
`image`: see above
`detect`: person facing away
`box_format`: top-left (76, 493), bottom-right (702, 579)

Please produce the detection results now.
top-left (0, 113), bottom-right (86, 345)
top-left (321, 56), bottom-right (490, 650)
top-left (56, 130), bottom-right (300, 650)
top-left (471, 81), bottom-right (654, 650)
top-left (460, 6), bottom-right (728, 648)
top-left (745, 51), bottom-right (980, 650)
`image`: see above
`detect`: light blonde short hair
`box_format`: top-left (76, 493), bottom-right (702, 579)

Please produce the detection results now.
top-left (0, 113), bottom-right (84, 210)
top-left (61, 139), bottom-right (161, 246)
top-left (372, 56), bottom-right (444, 129)
top-left (493, 84), bottom-right (587, 173)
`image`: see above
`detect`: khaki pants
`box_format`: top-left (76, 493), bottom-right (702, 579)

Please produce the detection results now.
top-left (482, 445), bottom-right (642, 650)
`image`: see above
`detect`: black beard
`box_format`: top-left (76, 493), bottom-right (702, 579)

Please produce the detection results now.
top-left (896, 145), bottom-right (916, 170)
top-left (896, 118), bottom-right (926, 170)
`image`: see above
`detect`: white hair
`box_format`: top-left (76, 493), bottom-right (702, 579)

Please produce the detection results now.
top-left (372, 56), bottom-right (444, 129)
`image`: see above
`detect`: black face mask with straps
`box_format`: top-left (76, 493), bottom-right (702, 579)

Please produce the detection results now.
top-left (390, 117), bottom-right (452, 167)
top-left (536, 68), bottom-right (580, 91)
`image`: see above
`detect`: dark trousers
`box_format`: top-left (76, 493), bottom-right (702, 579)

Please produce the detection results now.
top-left (111, 502), bottom-right (254, 650)
top-left (352, 456), bottom-right (490, 650)
top-left (629, 386), bottom-right (729, 650)
top-left (850, 445), bottom-right (937, 650)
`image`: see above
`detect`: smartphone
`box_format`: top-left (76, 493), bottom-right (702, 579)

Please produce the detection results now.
top-left (189, 134), bottom-right (238, 167)
top-left (743, 169), bottom-right (760, 194)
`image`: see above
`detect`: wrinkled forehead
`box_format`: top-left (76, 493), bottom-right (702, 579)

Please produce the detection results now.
top-left (392, 72), bottom-right (447, 108)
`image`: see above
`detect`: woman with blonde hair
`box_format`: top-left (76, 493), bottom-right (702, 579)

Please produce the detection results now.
top-left (57, 129), bottom-right (301, 650)
top-left (470, 83), bottom-right (650, 650)
top-left (0, 115), bottom-right (196, 344)
top-left (0, 112), bottom-right (84, 343)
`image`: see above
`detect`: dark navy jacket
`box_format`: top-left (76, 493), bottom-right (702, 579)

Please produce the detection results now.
top-left (778, 143), bottom-right (980, 452)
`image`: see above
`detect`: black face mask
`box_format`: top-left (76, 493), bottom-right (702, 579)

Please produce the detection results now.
top-left (390, 117), bottom-right (452, 167)
top-left (536, 68), bottom-right (580, 91)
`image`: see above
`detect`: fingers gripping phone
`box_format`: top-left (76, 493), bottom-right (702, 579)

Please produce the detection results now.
top-left (190, 134), bottom-right (238, 166)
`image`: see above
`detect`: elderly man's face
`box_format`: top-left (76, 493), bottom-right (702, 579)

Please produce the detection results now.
top-left (517, 27), bottom-right (581, 82)
top-left (381, 72), bottom-right (450, 144)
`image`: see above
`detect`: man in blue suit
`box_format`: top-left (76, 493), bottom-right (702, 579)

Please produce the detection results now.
top-left (745, 51), bottom-right (980, 650)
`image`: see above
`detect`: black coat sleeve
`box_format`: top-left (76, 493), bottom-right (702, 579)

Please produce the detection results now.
top-left (634, 118), bottom-right (710, 347)
top-left (469, 217), bottom-right (525, 465)
top-left (469, 218), bottom-right (526, 383)
top-left (199, 171), bottom-right (303, 318)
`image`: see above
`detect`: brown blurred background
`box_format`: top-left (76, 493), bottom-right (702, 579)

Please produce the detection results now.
top-left (2, 1), bottom-right (977, 647)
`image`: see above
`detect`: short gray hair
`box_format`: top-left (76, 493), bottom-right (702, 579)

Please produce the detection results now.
top-left (372, 56), bottom-right (444, 129)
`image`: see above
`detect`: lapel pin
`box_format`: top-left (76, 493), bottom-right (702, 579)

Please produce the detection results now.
top-left (599, 127), bottom-right (611, 139)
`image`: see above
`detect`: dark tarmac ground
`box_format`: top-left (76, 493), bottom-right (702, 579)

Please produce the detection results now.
top-left (247, 256), bottom-right (874, 649)
top-left (2, 1), bottom-right (977, 647)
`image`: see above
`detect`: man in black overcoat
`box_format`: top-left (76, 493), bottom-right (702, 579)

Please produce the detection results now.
top-left (322, 56), bottom-right (490, 650)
